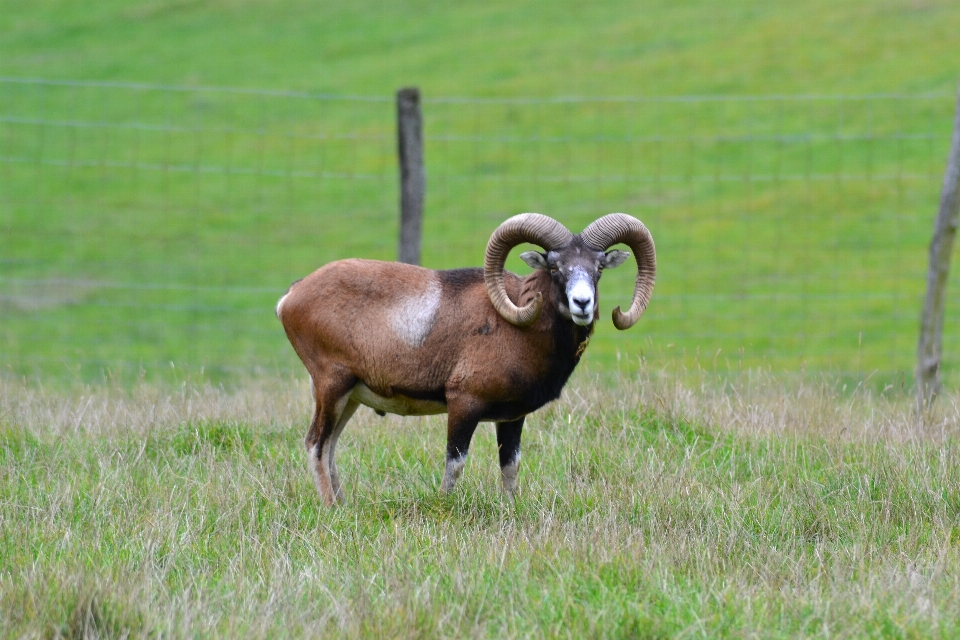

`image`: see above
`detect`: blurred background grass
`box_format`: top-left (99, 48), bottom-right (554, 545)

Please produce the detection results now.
top-left (2, 0), bottom-right (960, 387)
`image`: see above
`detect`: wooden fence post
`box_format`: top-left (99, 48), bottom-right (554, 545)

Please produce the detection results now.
top-left (397, 87), bottom-right (424, 265)
top-left (917, 82), bottom-right (960, 410)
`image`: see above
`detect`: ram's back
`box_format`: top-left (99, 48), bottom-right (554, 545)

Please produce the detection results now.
top-left (277, 259), bottom-right (528, 398)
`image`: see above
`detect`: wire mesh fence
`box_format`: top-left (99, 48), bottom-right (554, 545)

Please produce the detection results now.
top-left (0, 77), bottom-right (955, 386)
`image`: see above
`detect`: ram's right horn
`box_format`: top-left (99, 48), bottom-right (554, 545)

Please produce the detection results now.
top-left (579, 213), bottom-right (656, 330)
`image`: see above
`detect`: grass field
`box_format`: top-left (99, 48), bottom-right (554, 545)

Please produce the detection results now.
top-left (2, 1), bottom-right (957, 96)
top-left (5, 3), bottom-right (960, 638)
top-left (3, 1), bottom-right (960, 387)
top-left (2, 372), bottom-right (959, 637)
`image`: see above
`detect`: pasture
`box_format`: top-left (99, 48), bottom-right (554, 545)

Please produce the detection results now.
top-left (4, 1), bottom-right (960, 637)
top-left (2, 372), bottom-right (959, 637)
top-left (2, 0), bottom-right (960, 386)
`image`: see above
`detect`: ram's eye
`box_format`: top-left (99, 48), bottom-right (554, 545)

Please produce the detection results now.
top-left (598, 264), bottom-right (604, 272)
top-left (550, 266), bottom-right (559, 274)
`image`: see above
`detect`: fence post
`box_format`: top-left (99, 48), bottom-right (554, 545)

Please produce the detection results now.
top-left (916, 82), bottom-right (960, 410)
top-left (397, 87), bottom-right (424, 265)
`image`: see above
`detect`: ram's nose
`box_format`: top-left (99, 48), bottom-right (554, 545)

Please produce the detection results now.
top-left (572, 296), bottom-right (591, 313)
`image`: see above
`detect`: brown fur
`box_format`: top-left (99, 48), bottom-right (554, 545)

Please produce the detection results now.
top-left (279, 259), bottom-right (593, 505)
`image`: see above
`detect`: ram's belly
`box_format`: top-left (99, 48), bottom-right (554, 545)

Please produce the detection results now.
top-left (350, 382), bottom-right (447, 417)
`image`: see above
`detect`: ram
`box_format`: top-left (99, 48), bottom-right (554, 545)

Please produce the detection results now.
top-left (277, 213), bottom-right (656, 505)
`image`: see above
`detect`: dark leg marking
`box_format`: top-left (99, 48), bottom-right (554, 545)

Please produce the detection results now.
top-left (441, 397), bottom-right (484, 493)
top-left (496, 417), bottom-right (525, 496)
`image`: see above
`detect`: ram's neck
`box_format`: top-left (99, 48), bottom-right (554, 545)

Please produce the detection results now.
top-left (498, 269), bottom-right (593, 407)
top-left (516, 269), bottom-right (555, 309)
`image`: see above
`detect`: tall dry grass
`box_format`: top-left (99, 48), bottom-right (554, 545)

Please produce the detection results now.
top-left (4, 367), bottom-right (955, 440)
top-left (2, 369), bottom-right (959, 637)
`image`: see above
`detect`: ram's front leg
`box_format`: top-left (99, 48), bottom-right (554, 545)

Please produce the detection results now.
top-left (441, 397), bottom-right (483, 493)
top-left (496, 417), bottom-right (524, 497)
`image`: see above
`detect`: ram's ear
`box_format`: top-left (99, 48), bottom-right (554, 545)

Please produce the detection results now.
top-left (602, 250), bottom-right (630, 269)
top-left (520, 251), bottom-right (549, 270)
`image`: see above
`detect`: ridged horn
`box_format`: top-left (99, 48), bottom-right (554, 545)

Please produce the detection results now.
top-left (484, 213), bottom-right (574, 326)
top-left (580, 213), bottom-right (656, 330)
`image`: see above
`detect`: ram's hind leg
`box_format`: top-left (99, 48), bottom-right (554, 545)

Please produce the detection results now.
top-left (326, 398), bottom-right (358, 500)
top-left (496, 417), bottom-right (525, 497)
top-left (305, 372), bottom-right (357, 506)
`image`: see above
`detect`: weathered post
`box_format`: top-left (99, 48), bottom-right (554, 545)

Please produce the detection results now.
top-left (397, 87), bottom-right (424, 265)
top-left (917, 82), bottom-right (960, 410)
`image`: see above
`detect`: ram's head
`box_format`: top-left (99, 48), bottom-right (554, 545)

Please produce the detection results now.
top-left (484, 213), bottom-right (657, 329)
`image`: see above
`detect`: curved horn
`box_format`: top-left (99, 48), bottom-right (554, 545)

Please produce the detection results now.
top-left (580, 213), bottom-right (656, 330)
top-left (484, 213), bottom-right (574, 326)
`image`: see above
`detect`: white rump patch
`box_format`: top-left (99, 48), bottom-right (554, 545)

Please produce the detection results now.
top-left (276, 291), bottom-right (290, 319)
top-left (391, 280), bottom-right (441, 347)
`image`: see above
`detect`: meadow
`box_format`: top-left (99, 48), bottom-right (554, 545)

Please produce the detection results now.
top-left (3, 2), bottom-right (960, 637)
top-left (2, 0), bottom-right (960, 386)
top-left (2, 371), bottom-right (959, 637)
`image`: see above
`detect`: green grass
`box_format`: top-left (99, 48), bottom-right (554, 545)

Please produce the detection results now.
top-left (2, 1), bottom-right (956, 96)
top-left (4, 6), bottom-right (960, 634)
top-left (2, 372), bottom-right (959, 637)
top-left (2, 0), bottom-right (960, 387)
